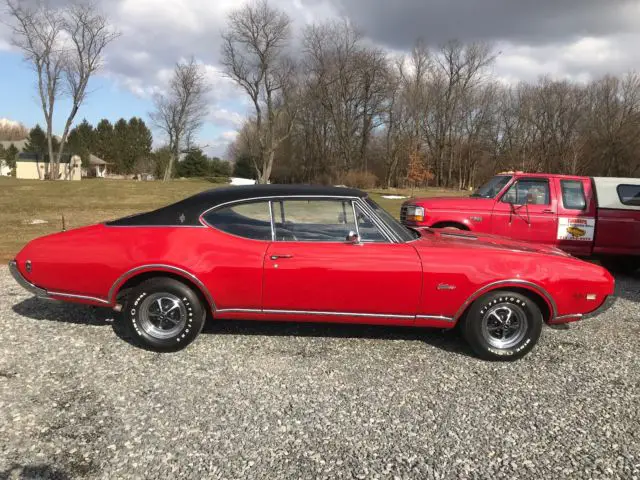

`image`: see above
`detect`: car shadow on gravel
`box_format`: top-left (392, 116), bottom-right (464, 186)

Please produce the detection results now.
top-left (205, 320), bottom-right (475, 357)
top-left (12, 297), bottom-right (475, 358)
top-left (613, 272), bottom-right (640, 304)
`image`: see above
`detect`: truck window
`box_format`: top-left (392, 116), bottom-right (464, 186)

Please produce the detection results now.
top-left (617, 185), bottom-right (640, 206)
top-left (470, 175), bottom-right (512, 198)
top-left (501, 179), bottom-right (550, 205)
top-left (561, 180), bottom-right (586, 210)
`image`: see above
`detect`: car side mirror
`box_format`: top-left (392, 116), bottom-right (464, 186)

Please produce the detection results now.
top-left (346, 231), bottom-right (361, 244)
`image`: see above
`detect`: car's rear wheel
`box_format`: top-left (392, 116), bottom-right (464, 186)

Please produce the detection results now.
top-left (125, 277), bottom-right (206, 352)
top-left (461, 290), bottom-right (542, 360)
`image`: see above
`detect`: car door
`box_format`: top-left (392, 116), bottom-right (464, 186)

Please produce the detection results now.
top-left (491, 177), bottom-right (558, 245)
top-left (262, 198), bottom-right (422, 318)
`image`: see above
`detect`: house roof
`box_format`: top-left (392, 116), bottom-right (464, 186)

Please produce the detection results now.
top-left (88, 154), bottom-right (108, 166)
top-left (0, 139), bottom-right (28, 152)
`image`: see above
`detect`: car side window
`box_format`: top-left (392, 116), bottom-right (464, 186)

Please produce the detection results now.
top-left (354, 203), bottom-right (388, 243)
top-left (561, 180), bottom-right (587, 210)
top-left (501, 179), bottom-right (550, 205)
top-left (202, 201), bottom-right (272, 240)
top-left (273, 199), bottom-right (357, 242)
top-left (617, 184), bottom-right (640, 206)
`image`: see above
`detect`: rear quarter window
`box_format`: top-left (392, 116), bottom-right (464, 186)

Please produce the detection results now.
top-left (617, 184), bottom-right (640, 206)
top-left (561, 180), bottom-right (587, 210)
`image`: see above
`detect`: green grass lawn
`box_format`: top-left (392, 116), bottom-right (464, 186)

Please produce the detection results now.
top-left (0, 177), bottom-right (464, 262)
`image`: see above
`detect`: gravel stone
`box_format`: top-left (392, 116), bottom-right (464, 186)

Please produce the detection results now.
top-left (0, 266), bottom-right (639, 479)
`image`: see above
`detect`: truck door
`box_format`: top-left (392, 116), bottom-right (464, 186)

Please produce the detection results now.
top-left (491, 177), bottom-right (558, 245)
top-left (556, 177), bottom-right (596, 256)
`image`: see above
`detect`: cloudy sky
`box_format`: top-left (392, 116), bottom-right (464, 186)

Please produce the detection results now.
top-left (1, 0), bottom-right (639, 157)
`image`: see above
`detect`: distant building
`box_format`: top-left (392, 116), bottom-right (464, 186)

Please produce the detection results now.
top-left (16, 152), bottom-right (82, 180)
top-left (83, 154), bottom-right (109, 178)
top-left (0, 159), bottom-right (10, 176)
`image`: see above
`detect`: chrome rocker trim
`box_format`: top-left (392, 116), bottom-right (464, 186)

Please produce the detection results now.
top-left (216, 308), bottom-right (454, 322)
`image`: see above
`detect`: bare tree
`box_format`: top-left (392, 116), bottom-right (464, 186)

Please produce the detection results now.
top-left (6, 0), bottom-right (118, 179)
top-left (221, 0), bottom-right (297, 184)
top-left (150, 58), bottom-right (210, 181)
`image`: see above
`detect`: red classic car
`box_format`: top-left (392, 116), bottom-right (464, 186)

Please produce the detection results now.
top-left (9, 185), bottom-right (614, 360)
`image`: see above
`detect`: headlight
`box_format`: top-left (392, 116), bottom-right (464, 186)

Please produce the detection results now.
top-left (405, 206), bottom-right (425, 222)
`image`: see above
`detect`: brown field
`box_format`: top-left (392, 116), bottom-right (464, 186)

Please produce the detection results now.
top-left (0, 177), bottom-right (464, 262)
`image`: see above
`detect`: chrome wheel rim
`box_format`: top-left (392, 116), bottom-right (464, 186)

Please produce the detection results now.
top-left (480, 303), bottom-right (528, 350)
top-left (138, 293), bottom-right (187, 340)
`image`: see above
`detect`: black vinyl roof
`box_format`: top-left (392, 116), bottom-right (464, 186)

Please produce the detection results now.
top-left (106, 184), bottom-right (366, 227)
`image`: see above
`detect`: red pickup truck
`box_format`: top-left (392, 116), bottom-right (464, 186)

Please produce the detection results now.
top-left (401, 173), bottom-right (640, 273)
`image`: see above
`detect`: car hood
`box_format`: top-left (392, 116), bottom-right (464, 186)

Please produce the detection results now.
top-left (413, 227), bottom-right (570, 256)
top-left (405, 196), bottom-right (494, 211)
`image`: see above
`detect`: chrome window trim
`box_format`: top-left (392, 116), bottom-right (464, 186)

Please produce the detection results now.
top-left (353, 200), bottom-right (393, 244)
top-left (108, 264), bottom-right (216, 309)
top-left (351, 200), bottom-right (360, 239)
top-left (200, 195), bottom-right (364, 243)
top-left (199, 195), bottom-right (362, 223)
top-left (268, 200), bottom-right (276, 241)
top-left (354, 198), bottom-right (399, 243)
top-left (453, 279), bottom-right (558, 321)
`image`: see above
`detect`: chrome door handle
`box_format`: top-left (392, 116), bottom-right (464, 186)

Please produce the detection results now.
top-left (541, 209), bottom-right (554, 214)
top-left (270, 254), bottom-right (293, 260)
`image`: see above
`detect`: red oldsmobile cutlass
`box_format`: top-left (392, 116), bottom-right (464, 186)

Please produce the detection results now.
top-left (9, 185), bottom-right (614, 360)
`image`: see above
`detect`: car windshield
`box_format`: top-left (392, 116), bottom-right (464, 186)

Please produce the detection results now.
top-left (470, 175), bottom-right (512, 198)
top-left (365, 197), bottom-right (418, 242)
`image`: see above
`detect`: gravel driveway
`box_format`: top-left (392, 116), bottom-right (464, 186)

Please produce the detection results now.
top-left (1, 266), bottom-right (638, 480)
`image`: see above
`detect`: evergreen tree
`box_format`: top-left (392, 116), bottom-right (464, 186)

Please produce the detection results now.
top-left (5, 144), bottom-right (19, 169)
top-left (233, 154), bottom-right (255, 179)
top-left (177, 148), bottom-right (209, 177)
top-left (112, 118), bottom-right (129, 173)
top-left (67, 119), bottom-right (94, 166)
top-left (210, 157), bottom-right (232, 177)
top-left (23, 125), bottom-right (58, 156)
top-left (93, 119), bottom-right (114, 166)
top-left (127, 117), bottom-right (153, 174)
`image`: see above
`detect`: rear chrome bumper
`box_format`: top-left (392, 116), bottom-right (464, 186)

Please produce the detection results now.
top-left (8, 261), bottom-right (49, 298)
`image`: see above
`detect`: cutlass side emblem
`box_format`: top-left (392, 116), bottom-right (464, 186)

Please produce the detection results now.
top-left (437, 284), bottom-right (456, 291)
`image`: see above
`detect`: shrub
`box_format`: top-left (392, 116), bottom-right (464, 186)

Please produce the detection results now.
top-left (341, 170), bottom-right (378, 189)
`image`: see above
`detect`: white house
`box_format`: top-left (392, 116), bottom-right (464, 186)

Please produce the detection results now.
top-left (16, 153), bottom-right (82, 180)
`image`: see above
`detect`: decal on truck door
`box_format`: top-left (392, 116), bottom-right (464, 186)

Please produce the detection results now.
top-left (557, 217), bottom-right (595, 241)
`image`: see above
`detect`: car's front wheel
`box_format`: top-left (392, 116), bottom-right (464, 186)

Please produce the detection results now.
top-left (461, 290), bottom-right (543, 360)
top-left (125, 277), bottom-right (206, 352)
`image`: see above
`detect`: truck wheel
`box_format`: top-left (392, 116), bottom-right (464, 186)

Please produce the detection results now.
top-left (125, 277), bottom-right (206, 352)
top-left (600, 256), bottom-right (640, 275)
top-left (461, 290), bottom-right (543, 361)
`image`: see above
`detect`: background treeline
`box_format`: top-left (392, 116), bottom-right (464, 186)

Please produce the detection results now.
top-left (227, 16), bottom-right (640, 188)
top-left (9, 119), bottom-right (231, 179)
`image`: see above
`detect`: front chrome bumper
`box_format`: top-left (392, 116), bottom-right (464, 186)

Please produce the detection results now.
top-left (8, 261), bottom-right (49, 298)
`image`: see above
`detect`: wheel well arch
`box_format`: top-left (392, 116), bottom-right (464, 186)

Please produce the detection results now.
top-left (431, 221), bottom-right (470, 231)
top-left (110, 268), bottom-right (215, 312)
top-left (455, 284), bottom-right (554, 325)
